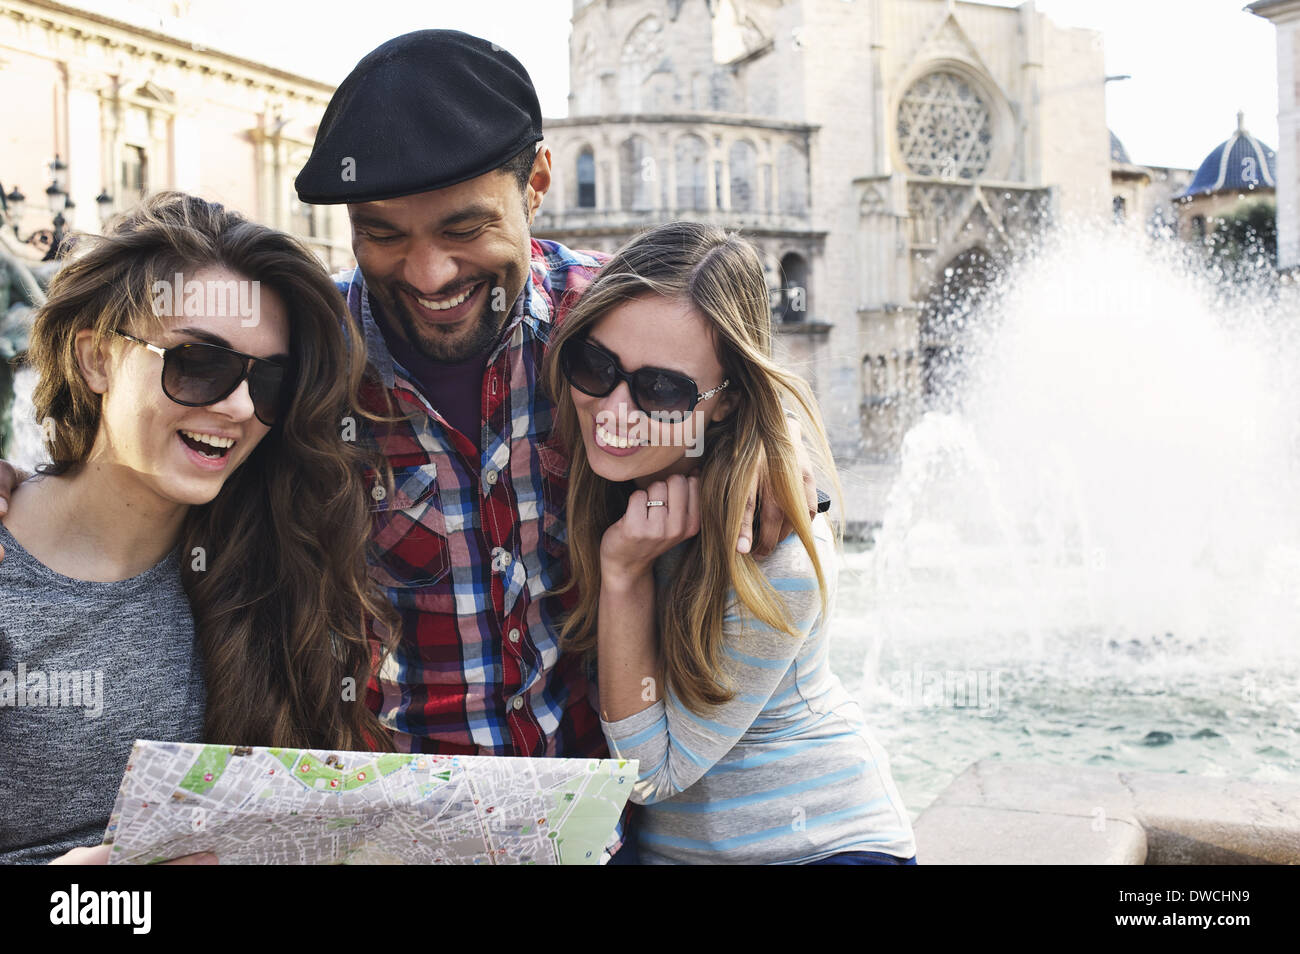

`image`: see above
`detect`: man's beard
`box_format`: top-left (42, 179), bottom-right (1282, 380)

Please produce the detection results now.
top-left (384, 283), bottom-right (509, 363)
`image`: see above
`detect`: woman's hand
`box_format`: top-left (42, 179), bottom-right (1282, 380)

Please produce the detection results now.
top-left (600, 473), bottom-right (700, 588)
top-left (49, 844), bottom-right (218, 865)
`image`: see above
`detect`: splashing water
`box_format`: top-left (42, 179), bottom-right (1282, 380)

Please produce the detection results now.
top-left (832, 225), bottom-right (1300, 816)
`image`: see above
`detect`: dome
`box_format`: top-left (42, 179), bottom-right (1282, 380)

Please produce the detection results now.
top-left (1109, 129), bottom-right (1131, 165)
top-left (1179, 112), bottom-right (1276, 199)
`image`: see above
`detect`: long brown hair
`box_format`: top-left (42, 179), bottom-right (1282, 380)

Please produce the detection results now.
top-left (27, 191), bottom-right (395, 751)
top-left (542, 221), bottom-right (842, 713)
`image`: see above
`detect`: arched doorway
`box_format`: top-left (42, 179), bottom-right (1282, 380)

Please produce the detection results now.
top-left (619, 135), bottom-right (654, 211)
top-left (576, 149), bottom-right (597, 208)
top-left (776, 252), bottom-right (809, 323)
top-left (920, 247), bottom-right (1000, 408)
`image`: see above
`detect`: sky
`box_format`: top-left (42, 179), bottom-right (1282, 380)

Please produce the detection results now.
top-left (95, 0), bottom-right (1279, 172)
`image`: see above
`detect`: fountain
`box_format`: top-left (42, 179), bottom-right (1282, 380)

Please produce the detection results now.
top-left (832, 223), bottom-right (1300, 862)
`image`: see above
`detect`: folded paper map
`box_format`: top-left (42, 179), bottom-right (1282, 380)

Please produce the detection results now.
top-left (102, 740), bottom-right (637, 865)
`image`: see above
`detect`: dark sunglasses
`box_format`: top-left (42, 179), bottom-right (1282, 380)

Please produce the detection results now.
top-left (114, 331), bottom-right (289, 426)
top-left (560, 335), bottom-right (729, 417)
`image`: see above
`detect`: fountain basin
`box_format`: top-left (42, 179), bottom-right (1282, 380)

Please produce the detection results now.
top-left (913, 759), bottom-right (1300, 864)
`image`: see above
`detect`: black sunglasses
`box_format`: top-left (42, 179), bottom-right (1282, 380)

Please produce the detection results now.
top-left (115, 331), bottom-right (289, 426)
top-left (560, 336), bottom-right (729, 417)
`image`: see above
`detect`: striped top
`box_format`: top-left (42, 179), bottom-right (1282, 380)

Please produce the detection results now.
top-left (601, 515), bottom-right (916, 864)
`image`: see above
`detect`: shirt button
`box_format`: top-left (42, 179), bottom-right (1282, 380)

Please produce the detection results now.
top-left (485, 469), bottom-right (499, 486)
top-left (511, 696), bottom-right (524, 711)
top-left (508, 628), bottom-right (521, 643)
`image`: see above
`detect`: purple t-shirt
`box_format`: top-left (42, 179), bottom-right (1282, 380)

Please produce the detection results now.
top-left (372, 302), bottom-right (487, 450)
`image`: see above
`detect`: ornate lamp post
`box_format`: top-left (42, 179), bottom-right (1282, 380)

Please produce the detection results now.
top-left (96, 189), bottom-right (115, 228)
top-left (0, 154), bottom-right (76, 260)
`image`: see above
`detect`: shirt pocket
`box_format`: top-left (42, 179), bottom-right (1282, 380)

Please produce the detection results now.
top-left (537, 438), bottom-right (569, 561)
top-left (364, 461), bottom-right (451, 589)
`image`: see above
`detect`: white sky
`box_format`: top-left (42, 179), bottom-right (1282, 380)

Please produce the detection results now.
top-left (103, 0), bottom-right (1279, 171)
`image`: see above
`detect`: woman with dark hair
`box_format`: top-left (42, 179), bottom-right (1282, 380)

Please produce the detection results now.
top-left (0, 192), bottom-right (393, 864)
top-left (543, 220), bottom-right (916, 864)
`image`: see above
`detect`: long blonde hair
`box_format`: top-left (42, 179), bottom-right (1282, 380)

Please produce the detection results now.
top-left (542, 221), bottom-right (842, 713)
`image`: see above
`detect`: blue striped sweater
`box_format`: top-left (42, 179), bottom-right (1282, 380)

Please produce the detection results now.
top-left (600, 515), bottom-right (916, 864)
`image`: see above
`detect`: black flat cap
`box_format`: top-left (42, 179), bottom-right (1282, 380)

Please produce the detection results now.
top-left (295, 30), bottom-right (542, 204)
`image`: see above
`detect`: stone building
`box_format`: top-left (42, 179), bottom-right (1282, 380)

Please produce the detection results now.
top-left (0, 0), bottom-right (350, 269)
top-left (533, 0), bottom-right (1114, 464)
top-left (1108, 130), bottom-right (1193, 240)
top-left (1248, 0), bottom-right (1298, 270)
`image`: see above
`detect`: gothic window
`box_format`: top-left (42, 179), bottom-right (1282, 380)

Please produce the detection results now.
top-left (897, 71), bottom-right (993, 179)
top-left (121, 145), bottom-right (148, 198)
top-left (621, 16), bottom-right (665, 112)
top-left (710, 71), bottom-right (740, 112)
top-left (691, 72), bottom-right (708, 109)
top-left (619, 136), bottom-right (654, 210)
top-left (577, 149), bottom-right (597, 208)
top-left (674, 135), bottom-right (708, 210)
top-left (1113, 195), bottom-right (1126, 224)
top-left (729, 139), bottom-right (757, 212)
top-left (872, 356), bottom-right (888, 399)
top-left (777, 252), bottom-right (808, 323)
top-left (777, 142), bottom-right (808, 214)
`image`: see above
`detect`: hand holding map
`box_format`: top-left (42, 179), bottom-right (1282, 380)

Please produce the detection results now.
top-left (103, 740), bottom-right (636, 865)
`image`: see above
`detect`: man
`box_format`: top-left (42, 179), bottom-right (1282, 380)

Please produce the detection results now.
top-left (293, 31), bottom-right (609, 764)
top-left (0, 29), bottom-right (815, 861)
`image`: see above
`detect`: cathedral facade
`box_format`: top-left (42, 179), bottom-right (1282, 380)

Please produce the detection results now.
top-left (533, 0), bottom-right (1113, 462)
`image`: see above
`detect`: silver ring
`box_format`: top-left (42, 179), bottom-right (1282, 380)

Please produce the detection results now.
top-left (645, 499), bottom-right (666, 508)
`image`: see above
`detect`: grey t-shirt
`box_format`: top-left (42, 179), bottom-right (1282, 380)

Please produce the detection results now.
top-left (0, 522), bottom-right (206, 864)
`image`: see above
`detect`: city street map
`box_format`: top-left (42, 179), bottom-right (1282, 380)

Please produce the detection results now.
top-left (102, 740), bottom-right (637, 865)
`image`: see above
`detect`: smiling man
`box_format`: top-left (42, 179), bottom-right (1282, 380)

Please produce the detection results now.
top-left (348, 184), bottom-right (530, 364)
top-left (295, 30), bottom-right (613, 769)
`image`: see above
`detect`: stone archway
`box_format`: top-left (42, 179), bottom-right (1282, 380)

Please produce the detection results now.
top-left (920, 245), bottom-right (1001, 408)
top-left (776, 251), bottom-right (809, 323)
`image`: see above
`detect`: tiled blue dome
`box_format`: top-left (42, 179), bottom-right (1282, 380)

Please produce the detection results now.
top-left (1179, 112), bottom-right (1276, 199)
top-left (1109, 130), bottom-right (1131, 164)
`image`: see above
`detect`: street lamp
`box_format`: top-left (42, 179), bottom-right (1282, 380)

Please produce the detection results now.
top-left (45, 180), bottom-right (66, 216)
top-left (3, 186), bottom-right (25, 223)
top-left (43, 179), bottom-right (69, 262)
top-left (95, 189), bottom-right (114, 227)
top-left (0, 154), bottom-right (75, 260)
top-left (48, 154), bottom-right (68, 194)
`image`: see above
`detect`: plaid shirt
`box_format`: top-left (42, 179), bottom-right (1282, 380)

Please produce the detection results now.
top-left (340, 239), bottom-right (608, 758)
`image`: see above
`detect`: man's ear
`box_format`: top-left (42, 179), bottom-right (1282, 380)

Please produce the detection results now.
top-left (525, 146), bottom-right (552, 225)
top-left (73, 328), bottom-right (112, 395)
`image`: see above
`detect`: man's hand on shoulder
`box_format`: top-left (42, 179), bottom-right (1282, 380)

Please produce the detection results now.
top-left (740, 416), bottom-right (818, 558)
top-left (0, 459), bottom-right (31, 562)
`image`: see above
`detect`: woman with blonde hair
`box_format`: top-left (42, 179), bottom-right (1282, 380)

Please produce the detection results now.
top-left (543, 220), bottom-right (916, 864)
top-left (0, 192), bottom-right (393, 863)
